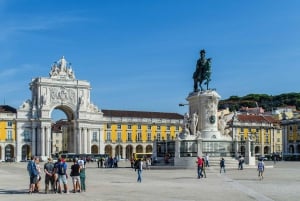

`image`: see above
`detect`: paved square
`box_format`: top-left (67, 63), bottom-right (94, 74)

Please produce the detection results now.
top-left (0, 161), bottom-right (299, 201)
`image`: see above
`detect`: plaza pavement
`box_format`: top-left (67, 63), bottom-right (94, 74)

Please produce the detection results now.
top-left (0, 160), bottom-right (299, 201)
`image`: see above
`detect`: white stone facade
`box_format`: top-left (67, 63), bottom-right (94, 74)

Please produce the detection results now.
top-left (16, 56), bottom-right (104, 161)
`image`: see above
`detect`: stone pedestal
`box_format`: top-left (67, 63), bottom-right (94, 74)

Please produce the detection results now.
top-left (187, 90), bottom-right (221, 139)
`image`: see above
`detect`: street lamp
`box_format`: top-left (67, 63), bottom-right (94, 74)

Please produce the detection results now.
top-left (179, 103), bottom-right (189, 107)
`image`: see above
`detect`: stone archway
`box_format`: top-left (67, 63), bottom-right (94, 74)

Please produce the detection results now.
top-left (16, 56), bottom-right (104, 161)
top-left (5, 144), bottom-right (14, 161)
top-left (91, 145), bottom-right (98, 154)
top-left (146, 145), bottom-right (153, 153)
top-left (115, 144), bottom-right (123, 159)
top-left (126, 145), bottom-right (133, 159)
top-left (264, 146), bottom-right (270, 155)
top-left (21, 144), bottom-right (31, 160)
top-left (136, 145), bottom-right (143, 153)
top-left (255, 146), bottom-right (260, 155)
top-left (105, 145), bottom-right (113, 157)
top-left (289, 145), bottom-right (294, 153)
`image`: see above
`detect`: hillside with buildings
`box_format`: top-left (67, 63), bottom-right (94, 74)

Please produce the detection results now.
top-left (219, 93), bottom-right (300, 112)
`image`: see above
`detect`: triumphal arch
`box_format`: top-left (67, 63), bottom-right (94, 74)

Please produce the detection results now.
top-left (16, 56), bottom-right (104, 161)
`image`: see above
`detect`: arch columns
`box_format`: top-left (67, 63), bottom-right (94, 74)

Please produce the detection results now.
top-left (87, 129), bottom-right (91, 154)
top-left (1, 146), bottom-right (4, 161)
top-left (45, 126), bottom-right (51, 157)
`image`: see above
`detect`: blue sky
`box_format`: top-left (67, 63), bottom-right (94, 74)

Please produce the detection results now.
top-left (1, 0), bottom-right (300, 119)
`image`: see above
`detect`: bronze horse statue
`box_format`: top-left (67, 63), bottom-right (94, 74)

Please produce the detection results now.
top-left (193, 50), bottom-right (211, 92)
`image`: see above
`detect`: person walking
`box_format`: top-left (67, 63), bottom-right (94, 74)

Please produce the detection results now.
top-left (220, 158), bottom-right (225, 174)
top-left (257, 159), bottom-right (265, 180)
top-left (238, 155), bottom-right (244, 170)
top-left (136, 159), bottom-right (143, 183)
top-left (196, 156), bottom-right (203, 179)
top-left (201, 157), bottom-right (206, 178)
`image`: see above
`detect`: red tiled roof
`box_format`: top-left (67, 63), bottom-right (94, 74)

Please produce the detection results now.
top-left (237, 114), bottom-right (278, 123)
top-left (102, 109), bottom-right (183, 119)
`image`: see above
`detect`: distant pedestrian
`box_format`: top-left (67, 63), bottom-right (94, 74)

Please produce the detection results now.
top-left (136, 159), bottom-right (143, 183)
top-left (238, 156), bottom-right (244, 170)
top-left (205, 154), bottom-right (210, 167)
top-left (257, 159), bottom-right (265, 180)
top-left (220, 158), bottom-right (225, 174)
top-left (196, 156), bottom-right (203, 179)
top-left (201, 158), bottom-right (206, 178)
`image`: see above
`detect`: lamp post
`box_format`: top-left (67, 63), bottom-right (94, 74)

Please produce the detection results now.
top-left (118, 139), bottom-right (121, 160)
top-left (179, 103), bottom-right (189, 107)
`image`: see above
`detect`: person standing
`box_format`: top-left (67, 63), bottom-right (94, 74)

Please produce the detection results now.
top-left (44, 158), bottom-right (55, 194)
top-left (70, 158), bottom-right (81, 193)
top-left (27, 156), bottom-right (38, 194)
top-left (78, 157), bottom-right (86, 192)
top-left (220, 158), bottom-right (225, 174)
top-left (196, 156), bottom-right (203, 179)
top-left (136, 159), bottom-right (143, 183)
top-left (56, 158), bottom-right (69, 194)
top-left (257, 159), bottom-right (265, 180)
top-left (205, 154), bottom-right (210, 167)
top-left (34, 158), bottom-right (42, 192)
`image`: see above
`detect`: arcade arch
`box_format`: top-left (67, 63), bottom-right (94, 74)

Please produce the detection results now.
top-left (16, 56), bottom-right (104, 161)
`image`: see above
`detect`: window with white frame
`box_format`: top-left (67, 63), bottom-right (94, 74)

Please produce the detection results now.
top-left (7, 130), bottom-right (13, 140)
top-left (92, 131), bottom-right (97, 141)
top-left (106, 132), bottom-right (111, 141)
top-left (7, 121), bottom-right (13, 127)
top-left (117, 124), bottom-right (121, 129)
top-left (117, 132), bottom-right (121, 141)
top-left (127, 132), bottom-right (132, 141)
top-left (128, 125), bottom-right (132, 129)
top-left (137, 132), bottom-right (142, 142)
top-left (24, 130), bottom-right (30, 141)
top-left (167, 133), bottom-right (170, 140)
top-left (147, 132), bottom-right (151, 141)
top-left (157, 133), bottom-right (161, 141)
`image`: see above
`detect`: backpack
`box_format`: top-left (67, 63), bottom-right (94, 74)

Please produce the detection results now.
top-left (27, 161), bottom-right (33, 176)
top-left (58, 162), bottom-right (66, 175)
top-left (134, 160), bottom-right (140, 170)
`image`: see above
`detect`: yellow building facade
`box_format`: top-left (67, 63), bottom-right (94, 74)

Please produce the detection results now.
top-left (281, 118), bottom-right (300, 160)
top-left (102, 109), bottom-right (183, 159)
top-left (0, 105), bottom-right (17, 162)
top-left (232, 113), bottom-right (282, 158)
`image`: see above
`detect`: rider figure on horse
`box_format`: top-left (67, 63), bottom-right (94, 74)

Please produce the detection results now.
top-left (193, 49), bottom-right (211, 92)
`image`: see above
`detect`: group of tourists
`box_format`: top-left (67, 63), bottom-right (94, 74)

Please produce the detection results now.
top-left (27, 156), bottom-right (87, 194)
